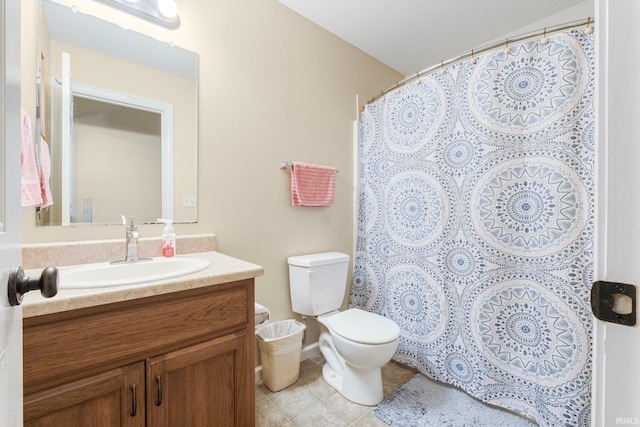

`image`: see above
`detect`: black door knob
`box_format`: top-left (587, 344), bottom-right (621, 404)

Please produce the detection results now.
top-left (7, 266), bottom-right (58, 306)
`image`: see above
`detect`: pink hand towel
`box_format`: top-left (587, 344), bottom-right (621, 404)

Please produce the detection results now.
top-left (21, 108), bottom-right (43, 207)
top-left (291, 162), bottom-right (336, 207)
top-left (39, 135), bottom-right (54, 208)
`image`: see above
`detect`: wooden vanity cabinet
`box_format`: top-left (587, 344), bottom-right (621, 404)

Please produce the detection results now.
top-left (23, 279), bottom-right (255, 427)
top-left (23, 362), bottom-right (145, 427)
top-left (146, 333), bottom-right (248, 426)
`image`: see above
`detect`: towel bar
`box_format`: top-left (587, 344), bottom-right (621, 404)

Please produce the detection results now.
top-left (280, 161), bottom-right (339, 173)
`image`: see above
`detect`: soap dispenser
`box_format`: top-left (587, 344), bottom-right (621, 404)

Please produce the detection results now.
top-left (158, 219), bottom-right (176, 258)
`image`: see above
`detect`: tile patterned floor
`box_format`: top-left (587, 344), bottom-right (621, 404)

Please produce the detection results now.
top-left (255, 355), bottom-right (417, 427)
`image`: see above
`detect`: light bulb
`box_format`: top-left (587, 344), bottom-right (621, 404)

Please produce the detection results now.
top-left (158, 0), bottom-right (177, 18)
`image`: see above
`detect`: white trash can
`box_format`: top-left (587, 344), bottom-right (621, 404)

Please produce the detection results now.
top-left (256, 319), bottom-right (306, 392)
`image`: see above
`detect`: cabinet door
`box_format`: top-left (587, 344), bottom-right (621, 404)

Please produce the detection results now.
top-left (146, 332), bottom-right (253, 427)
top-left (24, 362), bottom-right (145, 427)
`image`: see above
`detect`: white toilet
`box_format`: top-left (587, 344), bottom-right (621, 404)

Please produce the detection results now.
top-left (288, 252), bottom-right (400, 406)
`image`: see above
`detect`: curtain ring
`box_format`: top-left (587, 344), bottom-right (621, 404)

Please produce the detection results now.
top-left (440, 61), bottom-right (446, 75)
top-left (541, 27), bottom-right (549, 45)
top-left (585, 17), bottom-right (593, 35)
top-left (503, 38), bottom-right (511, 55)
top-left (470, 49), bottom-right (477, 65)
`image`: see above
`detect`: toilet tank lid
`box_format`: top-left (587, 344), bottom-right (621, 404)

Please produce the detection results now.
top-left (287, 252), bottom-right (350, 267)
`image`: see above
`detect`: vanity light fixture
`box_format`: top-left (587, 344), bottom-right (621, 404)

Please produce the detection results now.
top-left (157, 0), bottom-right (177, 19)
top-left (94, 0), bottom-right (180, 29)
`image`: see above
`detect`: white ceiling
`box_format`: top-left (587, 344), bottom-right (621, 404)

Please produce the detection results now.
top-left (277, 0), bottom-right (587, 76)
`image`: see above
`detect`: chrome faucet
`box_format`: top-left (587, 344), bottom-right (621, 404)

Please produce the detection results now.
top-left (125, 216), bottom-right (141, 262)
top-left (112, 216), bottom-right (150, 264)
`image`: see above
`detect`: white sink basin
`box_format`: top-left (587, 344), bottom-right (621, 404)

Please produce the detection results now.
top-left (59, 256), bottom-right (211, 289)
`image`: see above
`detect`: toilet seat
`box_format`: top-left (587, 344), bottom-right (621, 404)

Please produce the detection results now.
top-left (325, 308), bottom-right (400, 345)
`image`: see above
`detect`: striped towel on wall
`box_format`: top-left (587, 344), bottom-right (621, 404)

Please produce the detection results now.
top-left (290, 162), bottom-right (336, 207)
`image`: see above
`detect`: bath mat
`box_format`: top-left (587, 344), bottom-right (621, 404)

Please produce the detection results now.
top-left (374, 374), bottom-right (537, 427)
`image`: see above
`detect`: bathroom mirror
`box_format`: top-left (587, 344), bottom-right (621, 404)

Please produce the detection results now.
top-left (36, 0), bottom-right (198, 226)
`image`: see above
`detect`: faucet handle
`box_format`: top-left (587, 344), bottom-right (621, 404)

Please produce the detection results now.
top-left (120, 215), bottom-right (137, 229)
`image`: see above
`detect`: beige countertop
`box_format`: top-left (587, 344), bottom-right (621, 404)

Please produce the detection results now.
top-left (21, 251), bottom-right (263, 318)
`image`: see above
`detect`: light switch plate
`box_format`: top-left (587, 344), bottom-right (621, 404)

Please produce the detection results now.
top-left (183, 195), bottom-right (196, 208)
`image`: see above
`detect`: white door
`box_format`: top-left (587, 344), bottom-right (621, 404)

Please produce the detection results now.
top-left (0, 0), bottom-right (23, 425)
top-left (593, 0), bottom-right (640, 425)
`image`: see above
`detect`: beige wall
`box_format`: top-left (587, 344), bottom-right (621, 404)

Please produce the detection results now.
top-left (20, 0), bottom-right (403, 346)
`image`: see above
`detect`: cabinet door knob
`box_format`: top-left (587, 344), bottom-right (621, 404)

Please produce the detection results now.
top-left (156, 375), bottom-right (163, 406)
top-left (130, 384), bottom-right (137, 417)
top-left (7, 266), bottom-right (58, 306)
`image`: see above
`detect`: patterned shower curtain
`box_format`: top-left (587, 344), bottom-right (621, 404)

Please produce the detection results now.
top-left (351, 30), bottom-right (594, 426)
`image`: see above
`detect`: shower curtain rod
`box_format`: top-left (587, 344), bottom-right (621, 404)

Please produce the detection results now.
top-left (367, 17), bottom-right (594, 105)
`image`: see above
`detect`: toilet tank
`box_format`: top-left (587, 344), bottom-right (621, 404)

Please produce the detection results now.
top-left (288, 252), bottom-right (350, 316)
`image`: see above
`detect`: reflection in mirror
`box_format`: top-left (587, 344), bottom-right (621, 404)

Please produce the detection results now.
top-left (70, 97), bottom-right (163, 225)
top-left (36, 0), bottom-right (198, 226)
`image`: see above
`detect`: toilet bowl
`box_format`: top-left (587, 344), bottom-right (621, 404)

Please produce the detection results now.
top-left (287, 252), bottom-right (400, 406)
top-left (317, 309), bottom-right (400, 406)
